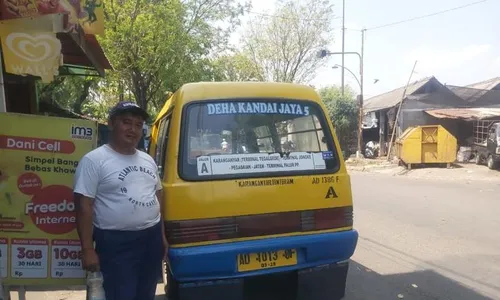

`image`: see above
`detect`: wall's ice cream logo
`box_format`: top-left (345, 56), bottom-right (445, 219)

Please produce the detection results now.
top-left (6, 32), bottom-right (60, 62)
top-left (0, 28), bottom-right (63, 83)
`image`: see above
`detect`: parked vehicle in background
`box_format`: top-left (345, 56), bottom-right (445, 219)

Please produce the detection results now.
top-left (364, 141), bottom-right (380, 159)
top-left (472, 121), bottom-right (500, 170)
top-left (148, 82), bottom-right (358, 300)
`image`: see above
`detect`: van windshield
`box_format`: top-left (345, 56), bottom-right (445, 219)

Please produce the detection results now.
top-left (179, 100), bottom-right (339, 180)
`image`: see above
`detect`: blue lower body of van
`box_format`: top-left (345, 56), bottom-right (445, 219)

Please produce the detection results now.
top-left (169, 230), bottom-right (358, 281)
top-left (167, 230), bottom-right (358, 299)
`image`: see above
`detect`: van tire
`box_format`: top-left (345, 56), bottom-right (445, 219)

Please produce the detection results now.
top-left (475, 154), bottom-right (482, 165)
top-left (163, 260), bottom-right (179, 300)
top-left (487, 155), bottom-right (497, 170)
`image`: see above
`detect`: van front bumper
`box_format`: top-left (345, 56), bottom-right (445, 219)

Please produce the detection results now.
top-left (168, 229), bottom-right (358, 282)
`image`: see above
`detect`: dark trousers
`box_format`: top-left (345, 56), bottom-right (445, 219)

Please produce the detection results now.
top-left (93, 221), bottom-right (164, 300)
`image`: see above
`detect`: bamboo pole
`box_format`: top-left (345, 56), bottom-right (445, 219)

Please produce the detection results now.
top-left (386, 61), bottom-right (418, 160)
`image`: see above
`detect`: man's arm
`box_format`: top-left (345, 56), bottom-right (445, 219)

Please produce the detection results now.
top-left (75, 194), bottom-right (95, 250)
top-left (73, 156), bottom-right (100, 271)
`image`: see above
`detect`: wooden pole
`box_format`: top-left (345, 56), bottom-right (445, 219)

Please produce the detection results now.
top-left (341, 0), bottom-right (345, 96)
top-left (386, 61), bottom-right (418, 160)
top-left (18, 287), bottom-right (25, 300)
top-left (0, 285), bottom-right (9, 300)
top-left (356, 29), bottom-right (365, 158)
top-left (0, 280), bottom-right (7, 300)
top-left (0, 50), bottom-right (7, 113)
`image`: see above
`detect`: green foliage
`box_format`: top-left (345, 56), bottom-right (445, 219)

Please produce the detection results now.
top-left (37, 76), bottom-right (100, 115)
top-left (40, 0), bottom-right (250, 120)
top-left (242, 0), bottom-right (335, 83)
top-left (318, 85), bottom-right (359, 157)
top-left (212, 52), bottom-right (265, 82)
top-left (96, 0), bottom-right (249, 111)
top-left (36, 0), bottom-right (341, 124)
top-left (98, 0), bottom-right (189, 111)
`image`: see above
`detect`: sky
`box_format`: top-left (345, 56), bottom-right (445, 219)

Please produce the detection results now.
top-left (230, 0), bottom-right (499, 99)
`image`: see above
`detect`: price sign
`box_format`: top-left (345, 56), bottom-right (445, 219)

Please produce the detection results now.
top-left (11, 239), bottom-right (48, 278)
top-left (51, 240), bottom-right (85, 278)
top-left (0, 238), bottom-right (7, 278)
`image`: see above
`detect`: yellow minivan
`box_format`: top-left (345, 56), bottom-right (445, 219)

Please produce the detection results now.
top-left (149, 82), bottom-right (358, 300)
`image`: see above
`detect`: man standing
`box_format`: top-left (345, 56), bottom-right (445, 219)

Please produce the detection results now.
top-left (73, 102), bottom-right (167, 300)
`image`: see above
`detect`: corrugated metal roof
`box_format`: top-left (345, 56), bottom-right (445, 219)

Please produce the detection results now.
top-left (447, 85), bottom-right (489, 102)
top-left (363, 77), bottom-right (435, 113)
top-left (425, 108), bottom-right (500, 121)
top-left (466, 77), bottom-right (500, 91)
top-left (446, 85), bottom-right (500, 106)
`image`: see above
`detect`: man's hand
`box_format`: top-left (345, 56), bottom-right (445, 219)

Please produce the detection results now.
top-left (75, 193), bottom-right (97, 271)
top-left (82, 248), bottom-right (100, 272)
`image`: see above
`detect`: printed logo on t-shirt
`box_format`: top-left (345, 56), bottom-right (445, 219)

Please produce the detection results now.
top-left (117, 165), bottom-right (159, 208)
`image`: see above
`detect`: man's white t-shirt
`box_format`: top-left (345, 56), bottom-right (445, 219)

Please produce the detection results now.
top-left (73, 144), bottom-right (162, 231)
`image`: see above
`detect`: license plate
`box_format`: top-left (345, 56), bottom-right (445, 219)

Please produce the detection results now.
top-left (237, 249), bottom-right (297, 272)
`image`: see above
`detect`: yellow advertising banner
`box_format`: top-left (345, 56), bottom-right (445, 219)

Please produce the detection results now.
top-left (0, 113), bottom-right (97, 286)
top-left (79, 0), bottom-right (104, 35)
top-left (0, 24), bottom-right (63, 83)
top-left (0, 0), bottom-right (104, 35)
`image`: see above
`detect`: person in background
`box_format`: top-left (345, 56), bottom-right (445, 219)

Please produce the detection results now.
top-left (221, 138), bottom-right (229, 151)
top-left (73, 102), bottom-right (168, 300)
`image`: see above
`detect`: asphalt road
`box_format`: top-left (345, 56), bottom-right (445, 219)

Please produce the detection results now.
top-left (7, 172), bottom-right (500, 299)
top-left (345, 172), bottom-right (500, 300)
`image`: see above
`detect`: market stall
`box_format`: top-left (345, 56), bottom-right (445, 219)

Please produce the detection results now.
top-left (0, 1), bottom-right (111, 299)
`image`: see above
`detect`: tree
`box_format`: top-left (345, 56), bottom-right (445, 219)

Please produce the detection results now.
top-left (318, 85), bottom-right (358, 158)
top-left (212, 52), bottom-right (265, 82)
top-left (241, 0), bottom-right (335, 83)
top-left (37, 76), bottom-right (100, 115)
top-left (99, 0), bottom-right (249, 112)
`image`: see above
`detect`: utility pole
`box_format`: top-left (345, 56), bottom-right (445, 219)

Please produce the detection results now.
top-left (356, 29), bottom-right (365, 158)
top-left (341, 0), bottom-right (345, 96)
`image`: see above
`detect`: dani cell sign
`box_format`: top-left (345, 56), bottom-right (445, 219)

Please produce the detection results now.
top-left (0, 113), bottom-right (97, 286)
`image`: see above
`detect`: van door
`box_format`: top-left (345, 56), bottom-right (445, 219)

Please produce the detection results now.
top-left (154, 114), bottom-right (172, 179)
top-left (487, 125), bottom-right (497, 156)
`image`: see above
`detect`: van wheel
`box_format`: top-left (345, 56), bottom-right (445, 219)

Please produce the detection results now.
top-left (487, 155), bottom-right (497, 170)
top-left (163, 260), bottom-right (179, 300)
top-left (475, 154), bottom-right (482, 165)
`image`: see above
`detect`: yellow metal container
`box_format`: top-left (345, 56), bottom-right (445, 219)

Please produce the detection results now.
top-left (396, 125), bottom-right (457, 168)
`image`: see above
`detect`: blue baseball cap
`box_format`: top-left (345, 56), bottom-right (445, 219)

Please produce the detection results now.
top-left (109, 101), bottom-right (149, 120)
